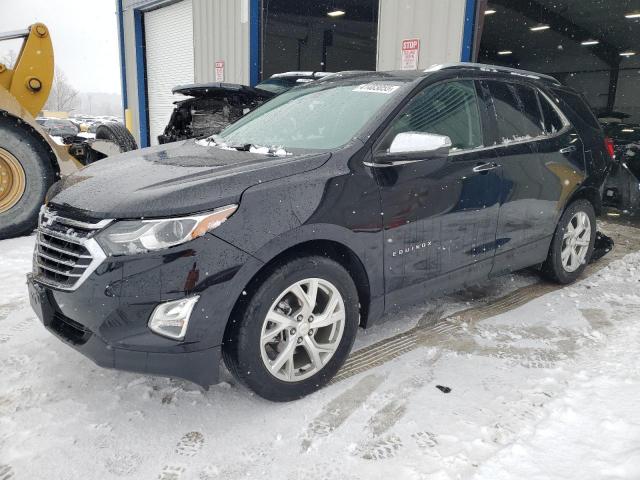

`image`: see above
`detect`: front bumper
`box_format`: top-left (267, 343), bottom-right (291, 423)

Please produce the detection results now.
top-left (28, 274), bottom-right (221, 386)
top-left (27, 233), bottom-right (262, 387)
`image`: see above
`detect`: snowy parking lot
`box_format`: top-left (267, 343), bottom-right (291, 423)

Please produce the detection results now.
top-left (1, 219), bottom-right (640, 480)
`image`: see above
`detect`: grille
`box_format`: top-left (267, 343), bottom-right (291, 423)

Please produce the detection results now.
top-left (33, 207), bottom-right (113, 290)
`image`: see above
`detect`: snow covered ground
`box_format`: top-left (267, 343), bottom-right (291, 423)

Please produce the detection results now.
top-left (1, 220), bottom-right (640, 480)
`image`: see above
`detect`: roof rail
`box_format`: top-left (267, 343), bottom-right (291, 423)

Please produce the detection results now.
top-left (425, 62), bottom-right (561, 85)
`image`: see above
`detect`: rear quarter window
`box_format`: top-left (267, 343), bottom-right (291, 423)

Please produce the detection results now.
top-left (550, 88), bottom-right (601, 131)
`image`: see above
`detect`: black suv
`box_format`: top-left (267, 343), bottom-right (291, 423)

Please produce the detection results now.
top-left (28, 64), bottom-right (611, 401)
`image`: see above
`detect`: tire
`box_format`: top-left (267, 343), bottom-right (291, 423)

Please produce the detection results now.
top-left (542, 199), bottom-right (596, 284)
top-left (0, 120), bottom-right (55, 239)
top-left (95, 123), bottom-right (138, 152)
top-left (223, 256), bottom-right (359, 401)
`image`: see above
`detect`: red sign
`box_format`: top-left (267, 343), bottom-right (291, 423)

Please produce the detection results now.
top-left (401, 39), bottom-right (420, 70)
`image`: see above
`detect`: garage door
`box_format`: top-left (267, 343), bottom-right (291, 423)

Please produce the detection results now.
top-left (145, 0), bottom-right (194, 146)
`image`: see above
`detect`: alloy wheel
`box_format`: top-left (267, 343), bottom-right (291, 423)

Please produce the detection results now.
top-left (561, 211), bottom-right (591, 273)
top-left (260, 278), bottom-right (346, 382)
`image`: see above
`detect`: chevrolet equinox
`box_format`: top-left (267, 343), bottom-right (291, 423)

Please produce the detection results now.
top-left (28, 64), bottom-right (612, 401)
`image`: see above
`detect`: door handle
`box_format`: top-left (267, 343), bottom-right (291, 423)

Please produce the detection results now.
top-left (559, 145), bottom-right (577, 154)
top-left (472, 162), bottom-right (501, 173)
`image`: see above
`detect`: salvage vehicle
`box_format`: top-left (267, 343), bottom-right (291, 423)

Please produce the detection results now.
top-left (601, 122), bottom-right (640, 212)
top-left (28, 64), bottom-right (612, 401)
top-left (158, 72), bottom-right (331, 144)
top-left (0, 23), bottom-right (137, 240)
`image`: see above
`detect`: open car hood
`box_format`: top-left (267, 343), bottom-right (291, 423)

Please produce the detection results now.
top-left (172, 82), bottom-right (276, 100)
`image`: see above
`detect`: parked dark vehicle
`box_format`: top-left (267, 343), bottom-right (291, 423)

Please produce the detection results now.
top-left (28, 64), bottom-right (612, 401)
top-left (158, 72), bottom-right (332, 144)
top-left (40, 118), bottom-right (79, 138)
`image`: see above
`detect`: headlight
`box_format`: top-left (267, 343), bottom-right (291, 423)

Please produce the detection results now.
top-left (96, 204), bottom-right (237, 255)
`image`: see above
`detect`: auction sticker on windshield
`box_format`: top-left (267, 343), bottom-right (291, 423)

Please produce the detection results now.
top-left (353, 83), bottom-right (401, 94)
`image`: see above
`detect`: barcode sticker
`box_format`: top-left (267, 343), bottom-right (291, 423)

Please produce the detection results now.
top-left (353, 83), bottom-right (401, 94)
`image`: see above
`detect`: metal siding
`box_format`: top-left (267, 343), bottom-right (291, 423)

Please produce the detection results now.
top-left (377, 0), bottom-right (467, 70)
top-left (144, 0), bottom-right (195, 146)
top-left (193, 0), bottom-right (250, 85)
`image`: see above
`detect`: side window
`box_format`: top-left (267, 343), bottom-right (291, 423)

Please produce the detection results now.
top-left (485, 81), bottom-right (547, 144)
top-left (379, 80), bottom-right (483, 152)
top-left (538, 90), bottom-right (566, 134)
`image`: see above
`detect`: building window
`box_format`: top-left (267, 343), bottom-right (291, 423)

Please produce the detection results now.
top-left (261, 0), bottom-right (378, 79)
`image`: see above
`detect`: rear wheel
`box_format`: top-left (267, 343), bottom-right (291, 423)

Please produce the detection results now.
top-left (542, 199), bottom-right (596, 284)
top-left (0, 120), bottom-right (55, 239)
top-left (223, 256), bottom-right (359, 401)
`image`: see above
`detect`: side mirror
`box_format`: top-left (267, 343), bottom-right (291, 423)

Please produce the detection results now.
top-left (389, 132), bottom-right (451, 154)
top-left (371, 132), bottom-right (452, 167)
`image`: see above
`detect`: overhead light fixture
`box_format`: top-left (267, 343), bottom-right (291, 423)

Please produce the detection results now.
top-left (327, 9), bottom-right (345, 17)
top-left (620, 51), bottom-right (636, 57)
top-left (485, 9), bottom-right (497, 15)
top-left (581, 40), bottom-right (600, 46)
top-left (621, 128), bottom-right (635, 133)
top-left (530, 25), bottom-right (551, 31)
top-left (625, 12), bottom-right (640, 18)
top-left (498, 50), bottom-right (513, 55)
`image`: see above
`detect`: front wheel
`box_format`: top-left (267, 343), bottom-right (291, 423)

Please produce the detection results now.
top-left (542, 199), bottom-right (596, 284)
top-left (223, 256), bottom-right (359, 401)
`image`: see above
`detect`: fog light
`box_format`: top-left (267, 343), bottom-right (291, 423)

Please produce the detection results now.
top-left (148, 296), bottom-right (200, 340)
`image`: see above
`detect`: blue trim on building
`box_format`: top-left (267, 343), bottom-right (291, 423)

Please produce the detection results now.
top-left (249, 0), bottom-right (260, 86)
top-left (116, 0), bottom-right (128, 116)
top-left (133, 9), bottom-right (150, 148)
top-left (461, 0), bottom-right (477, 62)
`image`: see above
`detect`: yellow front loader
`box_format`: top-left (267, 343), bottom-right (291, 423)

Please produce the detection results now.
top-left (0, 23), bottom-right (137, 239)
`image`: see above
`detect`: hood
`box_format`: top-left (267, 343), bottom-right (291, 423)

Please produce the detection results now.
top-left (48, 140), bottom-right (330, 219)
top-left (172, 82), bottom-right (275, 100)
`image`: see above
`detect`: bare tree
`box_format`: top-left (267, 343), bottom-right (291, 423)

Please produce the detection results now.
top-left (44, 68), bottom-right (79, 112)
top-left (0, 49), bottom-right (18, 67)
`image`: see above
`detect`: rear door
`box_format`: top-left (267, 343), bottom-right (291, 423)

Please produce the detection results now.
top-left (480, 80), bottom-right (586, 275)
top-left (374, 79), bottom-right (502, 303)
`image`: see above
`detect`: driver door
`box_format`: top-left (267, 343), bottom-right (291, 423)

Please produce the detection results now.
top-left (372, 79), bottom-right (503, 304)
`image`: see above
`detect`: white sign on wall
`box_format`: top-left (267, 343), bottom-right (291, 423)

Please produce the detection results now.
top-left (401, 39), bottom-right (420, 70)
top-left (215, 61), bottom-right (225, 82)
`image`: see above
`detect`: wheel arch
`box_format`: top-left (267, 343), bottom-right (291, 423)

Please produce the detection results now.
top-left (564, 185), bottom-right (602, 216)
top-left (222, 236), bottom-right (376, 348)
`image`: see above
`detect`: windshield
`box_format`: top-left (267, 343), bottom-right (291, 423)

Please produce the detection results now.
top-left (218, 80), bottom-right (408, 150)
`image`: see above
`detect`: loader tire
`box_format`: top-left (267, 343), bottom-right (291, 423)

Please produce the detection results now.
top-left (0, 120), bottom-right (55, 239)
top-left (95, 123), bottom-right (138, 153)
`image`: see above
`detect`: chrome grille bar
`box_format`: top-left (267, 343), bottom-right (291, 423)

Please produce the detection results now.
top-left (37, 237), bottom-right (91, 258)
top-left (33, 207), bottom-right (113, 291)
top-left (35, 250), bottom-right (79, 268)
top-left (35, 260), bottom-right (83, 277)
